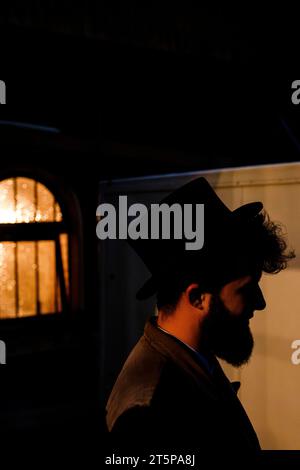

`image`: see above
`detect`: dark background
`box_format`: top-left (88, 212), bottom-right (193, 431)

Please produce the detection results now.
top-left (0, 3), bottom-right (300, 464)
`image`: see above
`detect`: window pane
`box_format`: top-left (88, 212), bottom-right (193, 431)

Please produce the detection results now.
top-left (0, 238), bottom-right (69, 318)
top-left (0, 242), bottom-right (16, 318)
top-left (38, 240), bottom-right (56, 314)
top-left (18, 242), bottom-right (37, 317)
top-left (0, 177), bottom-right (63, 223)
top-left (55, 234), bottom-right (69, 312)
top-left (16, 178), bottom-right (36, 223)
top-left (60, 234), bottom-right (69, 296)
top-left (37, 182), bottom-right (55, 222)
top-left (0, 179), bottom-right (16, 223)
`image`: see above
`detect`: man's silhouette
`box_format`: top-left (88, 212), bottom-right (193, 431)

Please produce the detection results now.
top-left (106, 177), bottom-right (294, 461)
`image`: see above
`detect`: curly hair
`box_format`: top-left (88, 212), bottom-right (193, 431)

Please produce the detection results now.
top-left (256, 211), bottom-right (295, 274)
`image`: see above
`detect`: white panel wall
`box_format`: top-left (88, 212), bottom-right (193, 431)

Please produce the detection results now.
top-left (204, 164), bottom-right (300, 450)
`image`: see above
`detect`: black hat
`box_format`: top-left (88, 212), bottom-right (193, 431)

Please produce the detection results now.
top-left (128, 177), bottom-right (263, 300)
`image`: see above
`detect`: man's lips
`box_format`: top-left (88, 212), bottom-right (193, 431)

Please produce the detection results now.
top-left (242, 311), bottom-right (254, 321)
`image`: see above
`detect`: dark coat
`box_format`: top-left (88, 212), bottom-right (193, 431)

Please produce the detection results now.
top-left (106, 317), bottom-right (261, 461)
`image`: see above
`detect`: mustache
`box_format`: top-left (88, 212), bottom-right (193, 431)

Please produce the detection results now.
top-left (241, 310), bottom-right (254, 321)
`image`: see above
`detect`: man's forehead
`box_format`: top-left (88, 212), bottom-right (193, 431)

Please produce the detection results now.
top-left (227, 270), bottom-right (262, 288)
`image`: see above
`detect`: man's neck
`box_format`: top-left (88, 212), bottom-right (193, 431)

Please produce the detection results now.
top-left (157, 310), bottom-right (205, 353)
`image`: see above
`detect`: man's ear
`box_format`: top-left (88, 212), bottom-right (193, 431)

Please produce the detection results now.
top-left (187, 284), bottom-right (202, 307)
top-left (186, 284), bottom-right (211, 313)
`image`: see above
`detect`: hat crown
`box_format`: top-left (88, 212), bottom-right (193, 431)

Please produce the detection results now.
top-left (127, 177), bottom-right (263, 300)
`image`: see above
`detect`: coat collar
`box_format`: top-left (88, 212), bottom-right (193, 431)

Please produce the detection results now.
top-left (144, 316), bottom-right (226, 399)
top-left (144, 316), bottom-right (260, 450)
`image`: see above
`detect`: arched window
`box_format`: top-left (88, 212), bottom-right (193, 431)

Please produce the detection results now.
top-left (0, 177), bottom-right (70, 318)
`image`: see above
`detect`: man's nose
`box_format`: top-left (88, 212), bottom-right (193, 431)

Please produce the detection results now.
top-left (255, 286), bottom-right (266, 311)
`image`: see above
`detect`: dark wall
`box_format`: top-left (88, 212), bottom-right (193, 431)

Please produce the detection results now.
top-left (0, 8), bottom-right (300, 463)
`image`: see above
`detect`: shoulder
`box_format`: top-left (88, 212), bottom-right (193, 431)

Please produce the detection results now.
top-left (105, 335), bottom-right (163, 430)
top-left (106, 335), bottom-right (192, 431)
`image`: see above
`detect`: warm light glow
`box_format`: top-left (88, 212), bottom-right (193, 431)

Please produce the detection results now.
top-left (0, 207), bottom-right (18, 224)
top-left (0, 177), bottom-right (63, 224)
top-left (0, 177), bottom-right (67, 318)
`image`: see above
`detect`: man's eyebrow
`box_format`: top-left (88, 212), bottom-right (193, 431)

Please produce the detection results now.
top-left (239, 274), bottom-right (262, 291)
top-left (237, 279), bottom-right (252, 290)
top-left (234, 276), bottom-right (252, 290)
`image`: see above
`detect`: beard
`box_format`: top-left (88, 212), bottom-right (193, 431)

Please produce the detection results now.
top-left (201, 293), bottom-right (254, 367)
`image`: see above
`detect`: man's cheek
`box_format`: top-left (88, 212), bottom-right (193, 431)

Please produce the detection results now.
top-left (222, 295), bottom-right (245, 316)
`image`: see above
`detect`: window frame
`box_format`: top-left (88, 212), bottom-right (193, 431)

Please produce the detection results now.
top-left (0, 169), bottom-right (84, 323)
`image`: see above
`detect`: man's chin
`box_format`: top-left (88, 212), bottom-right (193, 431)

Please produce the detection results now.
top-left (214, 335), bottom-right (254, 367)
top-left (216, 349), bottom-right (253, 367)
